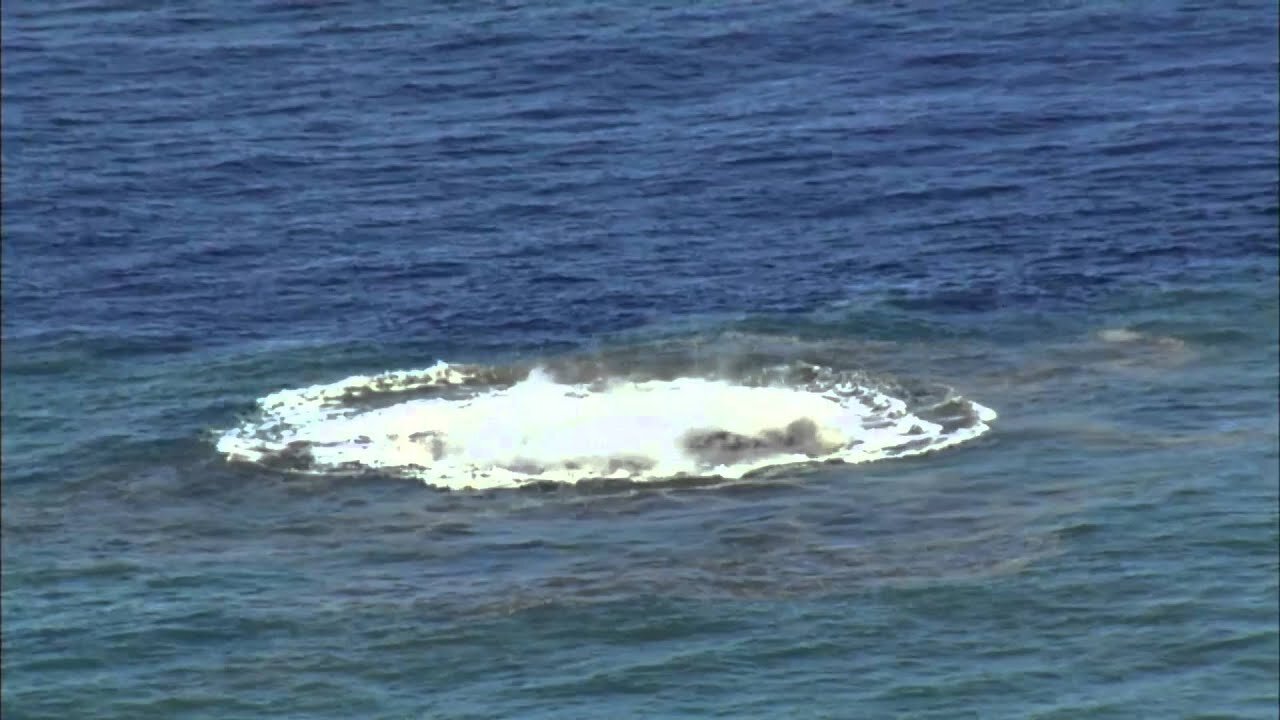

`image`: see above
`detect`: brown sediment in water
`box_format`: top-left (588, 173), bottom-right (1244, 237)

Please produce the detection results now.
top-left (681, 418), bottom-right (841, 467)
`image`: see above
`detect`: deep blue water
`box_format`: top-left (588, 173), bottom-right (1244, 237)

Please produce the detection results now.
top-left (3, 1), bottom-right (1278, 717)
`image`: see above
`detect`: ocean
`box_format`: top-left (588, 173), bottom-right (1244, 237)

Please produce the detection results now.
top-left (2, 1), bottom-right (1278, 717)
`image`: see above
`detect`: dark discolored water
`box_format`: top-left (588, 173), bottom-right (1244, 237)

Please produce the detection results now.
top-left (3, 1), bottom-right (1278, 718)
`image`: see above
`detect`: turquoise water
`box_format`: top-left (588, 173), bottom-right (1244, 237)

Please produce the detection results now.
top-left (5, 280), bottom-right (1276, 717)
top-left (3, 1), bottom-right (1278, 717)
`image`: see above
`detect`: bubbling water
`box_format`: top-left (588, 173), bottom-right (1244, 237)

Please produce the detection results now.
top-left (217, 360), bottom-right (996, 489)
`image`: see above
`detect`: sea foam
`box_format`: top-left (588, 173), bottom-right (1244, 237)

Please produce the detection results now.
top-left (217, 361), bottom-right (996, 489)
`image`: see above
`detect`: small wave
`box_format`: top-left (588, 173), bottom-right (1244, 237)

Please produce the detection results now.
top-left (217, 360), bottom-right (996, 489)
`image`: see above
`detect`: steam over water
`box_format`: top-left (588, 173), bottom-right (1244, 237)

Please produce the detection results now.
top-left (218, 359), bottom-right (995, 489)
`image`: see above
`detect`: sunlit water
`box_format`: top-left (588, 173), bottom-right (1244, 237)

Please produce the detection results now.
top-left (3, 1), bottom-right (1277, 718)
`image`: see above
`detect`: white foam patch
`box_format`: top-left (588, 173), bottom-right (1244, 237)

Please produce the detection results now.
top-left (217, 362), bottom-right (996, 489)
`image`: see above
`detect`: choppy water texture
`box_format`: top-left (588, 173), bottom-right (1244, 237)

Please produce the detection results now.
top-left (3, 1), bottom-right (1278, 718)
top-left (216, 357), bottom-right (995, 488)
